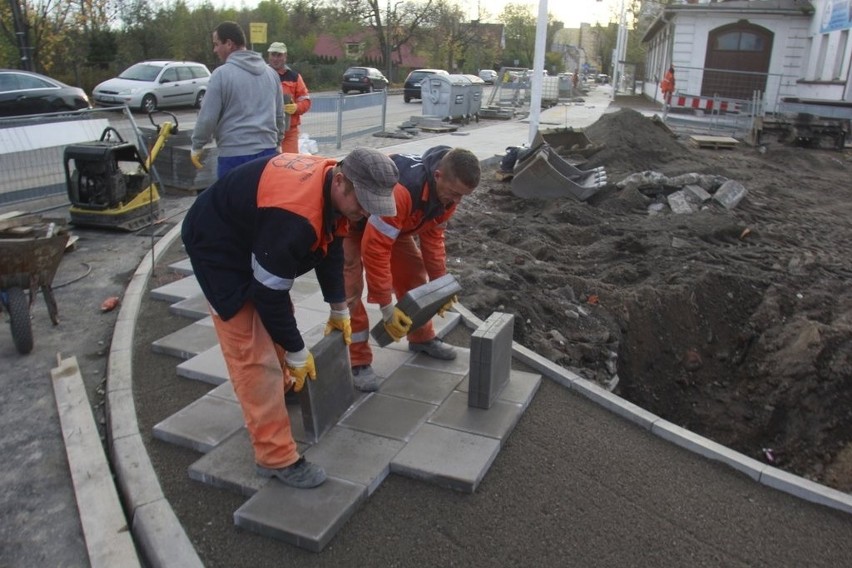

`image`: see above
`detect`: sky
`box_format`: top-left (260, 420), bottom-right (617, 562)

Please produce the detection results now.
top-left (201, 0), bottom-right (622, 29)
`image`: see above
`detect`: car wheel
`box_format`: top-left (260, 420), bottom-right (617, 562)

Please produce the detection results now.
top-left (404, 95), bottom-right (411, 103)
top-left (194, 90), bottom-right (205, 108)
top-left (141, 94), bottom-right (157, 113)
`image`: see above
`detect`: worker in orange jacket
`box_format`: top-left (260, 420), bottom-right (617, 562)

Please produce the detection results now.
top-left (661, 65), bottom-right (675, 106)
top-left (268, 41), bottom-right (311, 153)
top-left (182, 148), bottom-right (398, 487)
top-left (343, 146), bottom-right (481, 391)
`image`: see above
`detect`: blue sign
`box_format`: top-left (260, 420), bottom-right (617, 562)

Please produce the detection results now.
top-left (820, 0), bottom-right (852, 33)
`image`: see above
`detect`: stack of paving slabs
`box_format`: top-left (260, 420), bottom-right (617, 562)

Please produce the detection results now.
top-left (370, 274), bottom-right (463, 347)
top-left (468, 312), bottom-right (515, 409)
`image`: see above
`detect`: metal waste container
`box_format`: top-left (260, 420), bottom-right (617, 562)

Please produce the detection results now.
top-left (421, 74), bottom-right (471, 122)
top-left (462, 74), bottom-right (485, 122)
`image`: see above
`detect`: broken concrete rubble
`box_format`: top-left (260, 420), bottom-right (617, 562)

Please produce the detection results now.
top-left (616, 170), bottom-right (748, 213)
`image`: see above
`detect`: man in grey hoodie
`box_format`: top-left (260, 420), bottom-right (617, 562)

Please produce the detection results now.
top-left (191, 21), bottom-right (285, 178)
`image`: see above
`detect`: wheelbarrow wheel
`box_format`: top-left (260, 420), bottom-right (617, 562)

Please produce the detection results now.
top-left (7, 287), bottom-right (33, 354)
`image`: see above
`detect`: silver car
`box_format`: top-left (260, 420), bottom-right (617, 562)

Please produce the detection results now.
top-left (93, 60), bottom-right (210, 113)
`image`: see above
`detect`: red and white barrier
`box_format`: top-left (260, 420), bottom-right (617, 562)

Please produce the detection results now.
top-left (671, 94), bottom-right (742, 113)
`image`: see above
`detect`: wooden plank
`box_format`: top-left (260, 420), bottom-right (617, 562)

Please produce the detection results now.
top-left (689, 135), bottom-right (739, 149)
top-left (51, 355), bottom-right (141, 568)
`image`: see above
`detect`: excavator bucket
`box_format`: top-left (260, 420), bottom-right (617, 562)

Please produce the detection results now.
top-left (510, 144), bottom-right (607, 201)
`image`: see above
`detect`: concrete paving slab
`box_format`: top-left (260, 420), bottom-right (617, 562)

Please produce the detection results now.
top-left (303, 426), bottom-right (405, 495)
top-left (469, 312), bottom-right (514, 409)
top-left (299, 331), bottom-right (356, 443)
top-left (169, 294), bottom-right (209, 320)
top-left (168, 258), bottom-right (194, 276)
top-left (207, 380), bottom-right (236, 402)
top-left (339, 393), bottom-right (437, 442)
top-left (369, 345), bottom-right (416, 383)
top-left (404, 345), bottom-right (471, 375)
top-left (187, 429), bottom-right (277, 497)
top-left (379, 364), bottom-right (464, 405)
top-left (457, 368), bottom-right (542, 410)
top-left (175, 344), bottom-right (228, 385)
top-left (150, 322), bottom-right (220, 360)
top-left (371, 274), bottom-right (463, 346)
top-left (428, 391), bottom-right (523, 445)
top-left (289, 278), bottom-right (322, 303)
top-left (150, 275), bottom-right (200, 303)
top-left (390, 423), bottom-right (500, 493)
top-left (234, 477), bottom-right (366, 552)
top-left (152, 395), bottom-right (244, 453)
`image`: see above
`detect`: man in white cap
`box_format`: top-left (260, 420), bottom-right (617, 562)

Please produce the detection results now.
top-left (267, 41), bottom-right (311, 153)
top-left (181, 147), bottom-right (398, 488)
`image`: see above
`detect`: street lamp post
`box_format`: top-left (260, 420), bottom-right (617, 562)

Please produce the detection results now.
top-left (612, 0), bottom-right (628, 97)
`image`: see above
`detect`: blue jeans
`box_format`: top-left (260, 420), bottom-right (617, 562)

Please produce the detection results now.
top-left (217, 148), bottom-right (277, 178)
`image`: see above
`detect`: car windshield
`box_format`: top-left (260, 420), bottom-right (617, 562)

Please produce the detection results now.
top-left (118, 64), bottom-right (164, 82)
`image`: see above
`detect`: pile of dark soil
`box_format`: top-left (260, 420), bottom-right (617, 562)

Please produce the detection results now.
top-left (447, 108), bottom-right (852, 490)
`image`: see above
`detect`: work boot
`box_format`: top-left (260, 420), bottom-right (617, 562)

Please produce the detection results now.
top-left (352, 365), bottom-right (380, 392)
top-left (256, 457), bottom-right (326, 489)
top-left (408, 338), bottom-right (457, 360)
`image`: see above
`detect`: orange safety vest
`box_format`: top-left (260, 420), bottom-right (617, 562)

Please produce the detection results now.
top-left (257, 154), bottom-right (348, 254)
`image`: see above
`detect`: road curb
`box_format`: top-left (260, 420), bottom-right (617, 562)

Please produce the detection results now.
top-left (452, 303), bottom-right (852, 515)
top-left (106, 221), bottom-right (203, 567)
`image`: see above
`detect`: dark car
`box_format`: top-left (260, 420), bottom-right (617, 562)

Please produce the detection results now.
top-left (0, 69), bottom-right (91, 117)
top-left (341, 67), bottom-right (388, 94)
top-left (403, 69), bottom-right (448, 103)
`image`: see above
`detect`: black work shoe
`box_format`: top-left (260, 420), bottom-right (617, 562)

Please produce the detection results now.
top-left (408, 338), bottom-right (457, 360)
top-left (352, 365), bottom-right (380, 392)
top-left (256, 457), bottom-right (327, 488)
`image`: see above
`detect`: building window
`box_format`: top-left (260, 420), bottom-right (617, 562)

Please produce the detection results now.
top-left (345, 43), bottom-right (362, 58)
top-left (714, 31), bottom-right (765, 52)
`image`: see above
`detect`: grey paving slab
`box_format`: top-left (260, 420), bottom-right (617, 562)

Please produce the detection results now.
top-left (457, 369), bottom-right (542, 410)
top-left (169, 293), bottom-right (209, 320)
top-left (289, 278), bottom-right (322, 303)
top-left (299, 330), bottom-right (356, 443)
top-left (188, 429), bottom-right (277, 497)
top-left (168, 258), bottom-right (194, 276)
top-left (303, 426), bottom-right (405, 495)
top-left (390, 423), bottom-right (501, 493)
top-left (207, 380), bottom-right (236, 402)
top-left (404, 345), bottom-right (471, 376)
top-left (369, 345), bottom-right (415, 383)
top-left (150, 322), bottom-right (220, 360)
top-left (150, 275), bottom-right (201, 303)
top-left (234, 477), bottom-right (366, 552)
top-left (371, 274), bottom-right (463, 346)
top-left (469, 312), bottom-right (514, 409)
top-left (428, 391), bottom-right (524, 445)
top-left (339, 393), bottom-right (437, 442)
top-left (176, 345), bottom-right (228, 385)
top-left (152, 395), bottom-right (245, 453)
top-left (293, 305), bottom-right (329, 335)
top-left (379, 364), bottom-right (464, 405)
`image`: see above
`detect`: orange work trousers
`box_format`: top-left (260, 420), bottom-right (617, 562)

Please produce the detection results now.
top-left (210, 301), bottom-right (299, 469)
top-left (281, 127), bottom-right (300, 154)
top-left (344, 229), bottom-right (435, 367)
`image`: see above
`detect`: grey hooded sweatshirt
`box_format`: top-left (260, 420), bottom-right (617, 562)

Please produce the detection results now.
top-left (191, 49), bottom-right (284, 157)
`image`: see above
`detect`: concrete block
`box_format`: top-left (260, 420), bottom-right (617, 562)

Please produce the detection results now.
top-left (152, 395), bottom-right (244, 453)
top-left (391, 423), bottom-right (500, 493)
top-left (298, 330), bottom-right (356, 443)
top-left (713, 179), bottom-right (747, 209)
top-left (168, 258), bottom-right (194, 275)
top-left (151, 322), bottom-right (219, 360)
top-left (468, 312), bottom-right (514, 409)
top-left (379, 364), bottom-right (464, 405)
top-left (370, 274), bottom-right (462, 346)
top-left (176, 345), bottom-right (229, 385)
top-left (188, 429), bottom-right (276, 497)
top-left (234, 477), bottom-right (366, 552)
top-left (339, 393), bottom-right (437, 442)
top-left (683, 184), bottom-right (712, 204)
top-left (132, 499), bottom-right (203, 568)
top-left (667, 190), bottom-right (697, 214)
top-left (150, 275), bottom-right (201, 303)
top-left (303, 426), bottom-right (404, 495)
top-left (429, 391), bottom-right (523, 445)
top-left (169, 294), bottom-right (209, 320)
